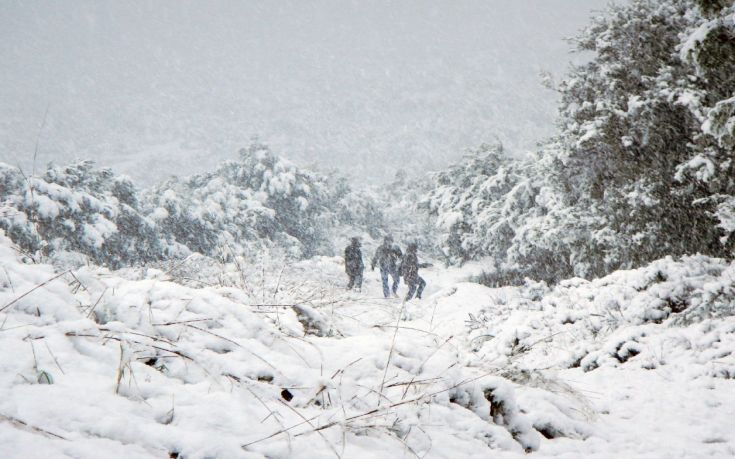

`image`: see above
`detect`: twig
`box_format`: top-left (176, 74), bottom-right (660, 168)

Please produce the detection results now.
top-left (66, 332), bottom-right (194, 362)
top-left (30, 339), bottom-right (38, 372)
top-left (185, 324), bottom-right (241, 348)
top-left (184, 324), bottom-right (279, 371)
top-left (429, 299), bottom-right (439, 330)
top-left (377, 426), bottom-right (421, 459)
top-left (0, 270), bottom-right (71, 313)
top-left (385, 377), bottom-right (443, 388)
top-left (330, 358), bottom-right (362, 380)
top-left (68, 271), bottom-right (88, 293)
top-left (417, 336), bottom-right (453, 373)
top-left (86, 287), bottom-right (108, 319)
top-left (378, 300), bottom-right (406, 407)
top-left (277, 399), bottom-right (341, 459)
top-left (151, 318), bottom-right (213, 326)
top-left (44, 339), bottom-right (65, 375)
top-left (163, 254), bottom-right (196, 276)
top-left (100, 328), bottom-right (177, 346)
top-left (2, 267), bottom-right (15, 293)
top-left (242, 412), bottom-right (322, 448)
top-left (114, 341), bottom-right (125, 395)
top-left (273, 264), bottom-right (286, 302)
top-left (373, 324), bottom-right (440, 338)
top-left (246, 304), bottom-right (296, 308)
top-left (261, 256), bottom-right (266, 306)
top-left (356, 383), bottom-right (394, 405)
top-left (0, 413), bottom-right (67, 440)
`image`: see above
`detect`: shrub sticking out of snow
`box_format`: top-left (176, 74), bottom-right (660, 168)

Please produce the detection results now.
top-left (465, 255), bottom-right (735, 379)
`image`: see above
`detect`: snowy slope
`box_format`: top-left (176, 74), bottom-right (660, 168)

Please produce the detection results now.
top-left (1, 231), bottom-right (734, 458)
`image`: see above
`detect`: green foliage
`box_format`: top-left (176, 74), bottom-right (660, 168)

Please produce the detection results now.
top-left (695, 0), bottom-right (733, 16)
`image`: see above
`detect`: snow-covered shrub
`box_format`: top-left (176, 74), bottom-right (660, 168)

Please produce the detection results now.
top-left (144, 143), bottom-right (361, 260)
top-left (424, 144), bottom-right (595, 283)
top-left (448, 377), bottom-right (540, 452)
top-left (1, 144), bottom-right (386, 268)
top-left (0, 161), bottom-right (176, 268)
top-left (424, 144), bottom-right (531, 265)
top-left (467, 254), bottom-right (735, 376)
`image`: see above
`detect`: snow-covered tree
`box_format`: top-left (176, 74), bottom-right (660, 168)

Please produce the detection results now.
top-left (144, 143), bottom-right (338, 259)
top-left (1, 144), bottom-right (388, 268)
top-left (424, 0), bottom-right (734, 283)
top-left (553, 0), bottom-right (735, 268)
top-left (0, 161), bottom-right (174, 267)
top-left (424, 144), bottom-right (587, 283)
top-left (144, 143), bottom-right (389, 260)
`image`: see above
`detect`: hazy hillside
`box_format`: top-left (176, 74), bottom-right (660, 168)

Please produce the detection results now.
top-left (1, 0), bottom-right (608, 185)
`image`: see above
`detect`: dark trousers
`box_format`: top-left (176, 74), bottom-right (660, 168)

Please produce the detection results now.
top-left (380, 268), bottom-right (400, 297)
top-left (347, 272), bottom-right (363, 290)
top-left (404, 277), bottom-right (426, 300)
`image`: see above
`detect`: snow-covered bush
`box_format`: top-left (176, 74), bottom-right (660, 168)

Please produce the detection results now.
top-left (144, 143), bottom-right (373, 260)
top-left (466, 254), bottom-right (735, 377)
top-left (0, 161), bottom-right (176, 268)
top-left (448, 376), bottom-right (540, 452)
top-left (1, 145), bottom-right (388, 268)
top-left (424, 144), bottom-right (598, 283)
top-left (424, 145), bottom-right (523, 264)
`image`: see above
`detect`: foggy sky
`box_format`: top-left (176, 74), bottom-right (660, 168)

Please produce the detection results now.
top-left (1, 0), bottom-right (610, 186)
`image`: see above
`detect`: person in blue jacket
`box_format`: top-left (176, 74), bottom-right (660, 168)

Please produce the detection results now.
top-left (371, 235), bottom-right (403, 298)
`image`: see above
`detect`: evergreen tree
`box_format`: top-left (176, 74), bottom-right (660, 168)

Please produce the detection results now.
top-left (424, 0), bottom-right (735, 283)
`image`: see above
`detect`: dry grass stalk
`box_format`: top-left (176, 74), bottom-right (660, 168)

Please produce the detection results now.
top-left (44, 339), bottom-right (65, 375)
top-left (0, 269), bottom-right (71, 313)
top-left (2, 266), bottom-right (15, 293)
top-left (378, 300), bottom-right (407, 407)
top-left (277, 399), bottom-right (342, 459)
top-left (86, 287), bottom-right (108, 319)
top-left (0, 413), bottom-right (67, 440)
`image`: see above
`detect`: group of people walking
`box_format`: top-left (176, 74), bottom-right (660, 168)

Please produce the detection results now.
top-left (343, 236), bottom-right (427, 301)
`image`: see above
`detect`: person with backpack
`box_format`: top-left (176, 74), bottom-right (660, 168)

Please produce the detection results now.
top-left (344, 236), bottom-right (364, 291)
top-left (400, 242), bottom-right (426, 301)
top-left (371, 235), bottom-right (402, 298)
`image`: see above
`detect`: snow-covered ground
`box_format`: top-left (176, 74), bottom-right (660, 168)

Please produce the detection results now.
top-left (1, 231), bottom-right (734, 458)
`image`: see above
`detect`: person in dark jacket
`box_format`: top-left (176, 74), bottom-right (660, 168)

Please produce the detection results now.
top-left (344, 237), bottom-right (364, 291)
top-left (371, 235), bottom-right (402, 298)
top-left (400, 242), bottom-right (426, 301)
